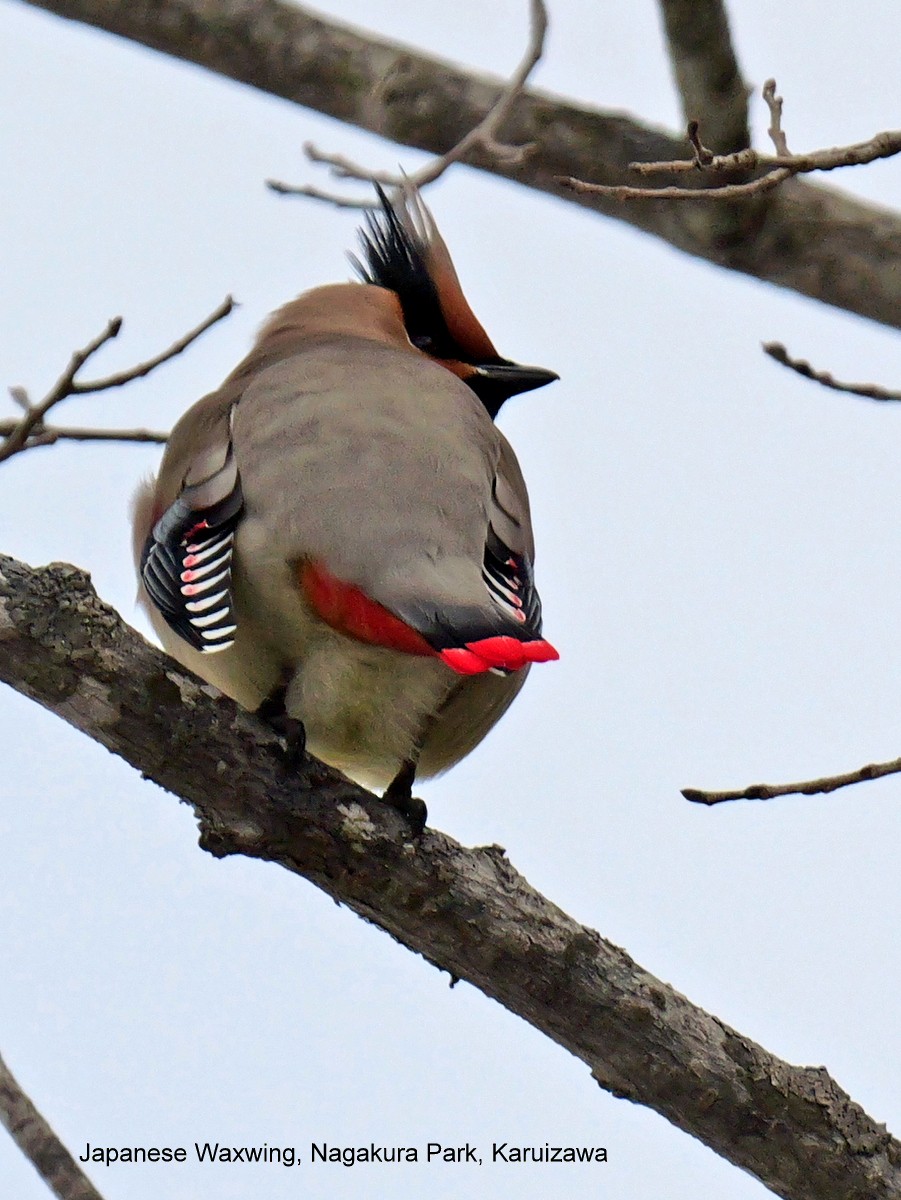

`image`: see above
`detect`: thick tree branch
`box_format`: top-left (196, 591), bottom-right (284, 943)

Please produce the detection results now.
top-left (1, 551), bottom-right (900, 1200)
top-left (0, 1048), bottom-right (106, 1200)
top-left (656, 0), bottom-right (750, 155)
top-left (12, 0), bottom-right (901, 331)
top-left (269, 0), bottom-right (549, 207)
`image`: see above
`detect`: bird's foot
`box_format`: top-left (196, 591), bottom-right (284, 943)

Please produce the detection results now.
top-left (257, 685), bottom-right (306, 769)
top-left (383, 760), bottom-right (427, 836)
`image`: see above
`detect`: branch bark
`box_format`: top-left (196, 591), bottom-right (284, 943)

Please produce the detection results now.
top-left (13, 0), bottom-right (901, 331)
top-left (268, 0), bottom-right (549, 205)
top-left (0, 1049), bottom-right (106, 1200)
top-left (1, 550), bottom-right (900, 1200)
top-left (656, 0), bottom-right (750, 155)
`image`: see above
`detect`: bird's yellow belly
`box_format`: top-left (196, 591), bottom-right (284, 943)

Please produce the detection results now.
top-left (285, 629), bottom-right (455, 789)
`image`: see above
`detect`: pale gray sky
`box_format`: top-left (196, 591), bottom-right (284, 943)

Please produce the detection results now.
top-left (2, 2), bottom-right (900, 1197)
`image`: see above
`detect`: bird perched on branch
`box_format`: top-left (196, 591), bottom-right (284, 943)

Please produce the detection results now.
top-left (134, 186), bottom-right (558, 831)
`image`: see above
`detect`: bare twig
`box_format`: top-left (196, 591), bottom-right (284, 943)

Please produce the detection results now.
top-left (0, 420), bottom-right (168, 448)
top-left (71, 295), bottom-right (234, 393)
top-left (628, 148), bottom-right (790, 175)
top-left (764, 78), bottom-right (790, 155)
top-left (560, 165), bottom-right (794, 202)
top-left (267, 179), bottom-right (386, 209)
top-left (0, 296), bottom-right (232, 465)
top-left (266, 0), bottom-right (548, 208)
top-left (0, 318), bottom-right (123, 464)
top-left (687, 120), bottom-right (715, 166)
top-left (297, 143), bottom-right (400, 186)
top-left (763, 343), bottom-right (901, 402)
top-left (0, 1048), bottom-right (106, 1200)
top-left (683, 754), bottom-right (901, 806)
top-left (558, 76), bottom-right (901, 202)
top-left (559, 129), bottom-right (900, 200)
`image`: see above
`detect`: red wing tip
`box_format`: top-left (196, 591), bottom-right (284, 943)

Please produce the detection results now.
top-left (438, 647), bottom-right (489, 675)
top-left (440, 637), bottom-right (559, 675)
top-left (524, 639), bottom-right (560, 664)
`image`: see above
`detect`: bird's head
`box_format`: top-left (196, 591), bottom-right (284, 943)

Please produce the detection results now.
top-left (351, 185), bottom-right (558, 419)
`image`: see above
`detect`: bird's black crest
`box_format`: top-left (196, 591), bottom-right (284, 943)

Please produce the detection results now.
top-left (350, 185), bottom-right (458, 359)
top-left (350, 186), bottom-right (553, 421)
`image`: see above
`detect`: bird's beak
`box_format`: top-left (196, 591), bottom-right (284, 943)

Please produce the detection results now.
top-left (474, 362), bottom-right (559, 397)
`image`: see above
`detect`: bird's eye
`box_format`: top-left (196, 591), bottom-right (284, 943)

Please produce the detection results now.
top-left (413, 334), bottom-right (435, 352)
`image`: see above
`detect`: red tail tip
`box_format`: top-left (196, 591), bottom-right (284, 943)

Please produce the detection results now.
top-left (440, 636), bottom-right (559, 675)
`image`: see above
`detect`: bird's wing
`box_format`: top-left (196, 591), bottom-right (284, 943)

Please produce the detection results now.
top-left (379, 434), bottom-right (558, 674)
top-left (139, 392), bottom-right (244, 654)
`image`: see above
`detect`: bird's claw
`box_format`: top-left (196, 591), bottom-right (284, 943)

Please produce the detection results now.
top-left (383, 760), bottom-right (427, 836)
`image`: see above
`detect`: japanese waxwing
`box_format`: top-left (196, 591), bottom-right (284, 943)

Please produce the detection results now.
top-left (133, 185), bottom-right (558, 831)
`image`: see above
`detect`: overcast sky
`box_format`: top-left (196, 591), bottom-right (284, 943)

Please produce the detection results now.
top-left (2, 2), bottom-right (901, 1197)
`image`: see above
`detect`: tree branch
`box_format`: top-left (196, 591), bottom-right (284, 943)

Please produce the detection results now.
top-left (763, 343), bottom-right (901, 402)
top-left (0, 420), bottom-right (167, 448)
top-left (764, 77), bottom-right (790, 156)
top-left (69, 294), bottom-right (234, 393)
top-left (0, 1048), bottom-right (106, 1200)
top-left (656, 0), bottom-right (750, 155)
top-left (0, 318), bottom-right (123, 464)
top-left (559, 125), bottom-right (901, 202)
top-left (1, 550), bottom-right (900, 1200)
top-left (13, 0), bottom-right (901, 332)
top-left (268, 0), bottom-right (549, 207)
top-left (683, 755), bottom-right (901, 806)
top-left (561, 162), bottom-right (794, 202)
top-left (0, 297), bottom-right (232, 465)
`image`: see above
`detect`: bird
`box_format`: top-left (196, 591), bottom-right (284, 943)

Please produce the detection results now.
top-left (133, 185), bottom-right (558, 832)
